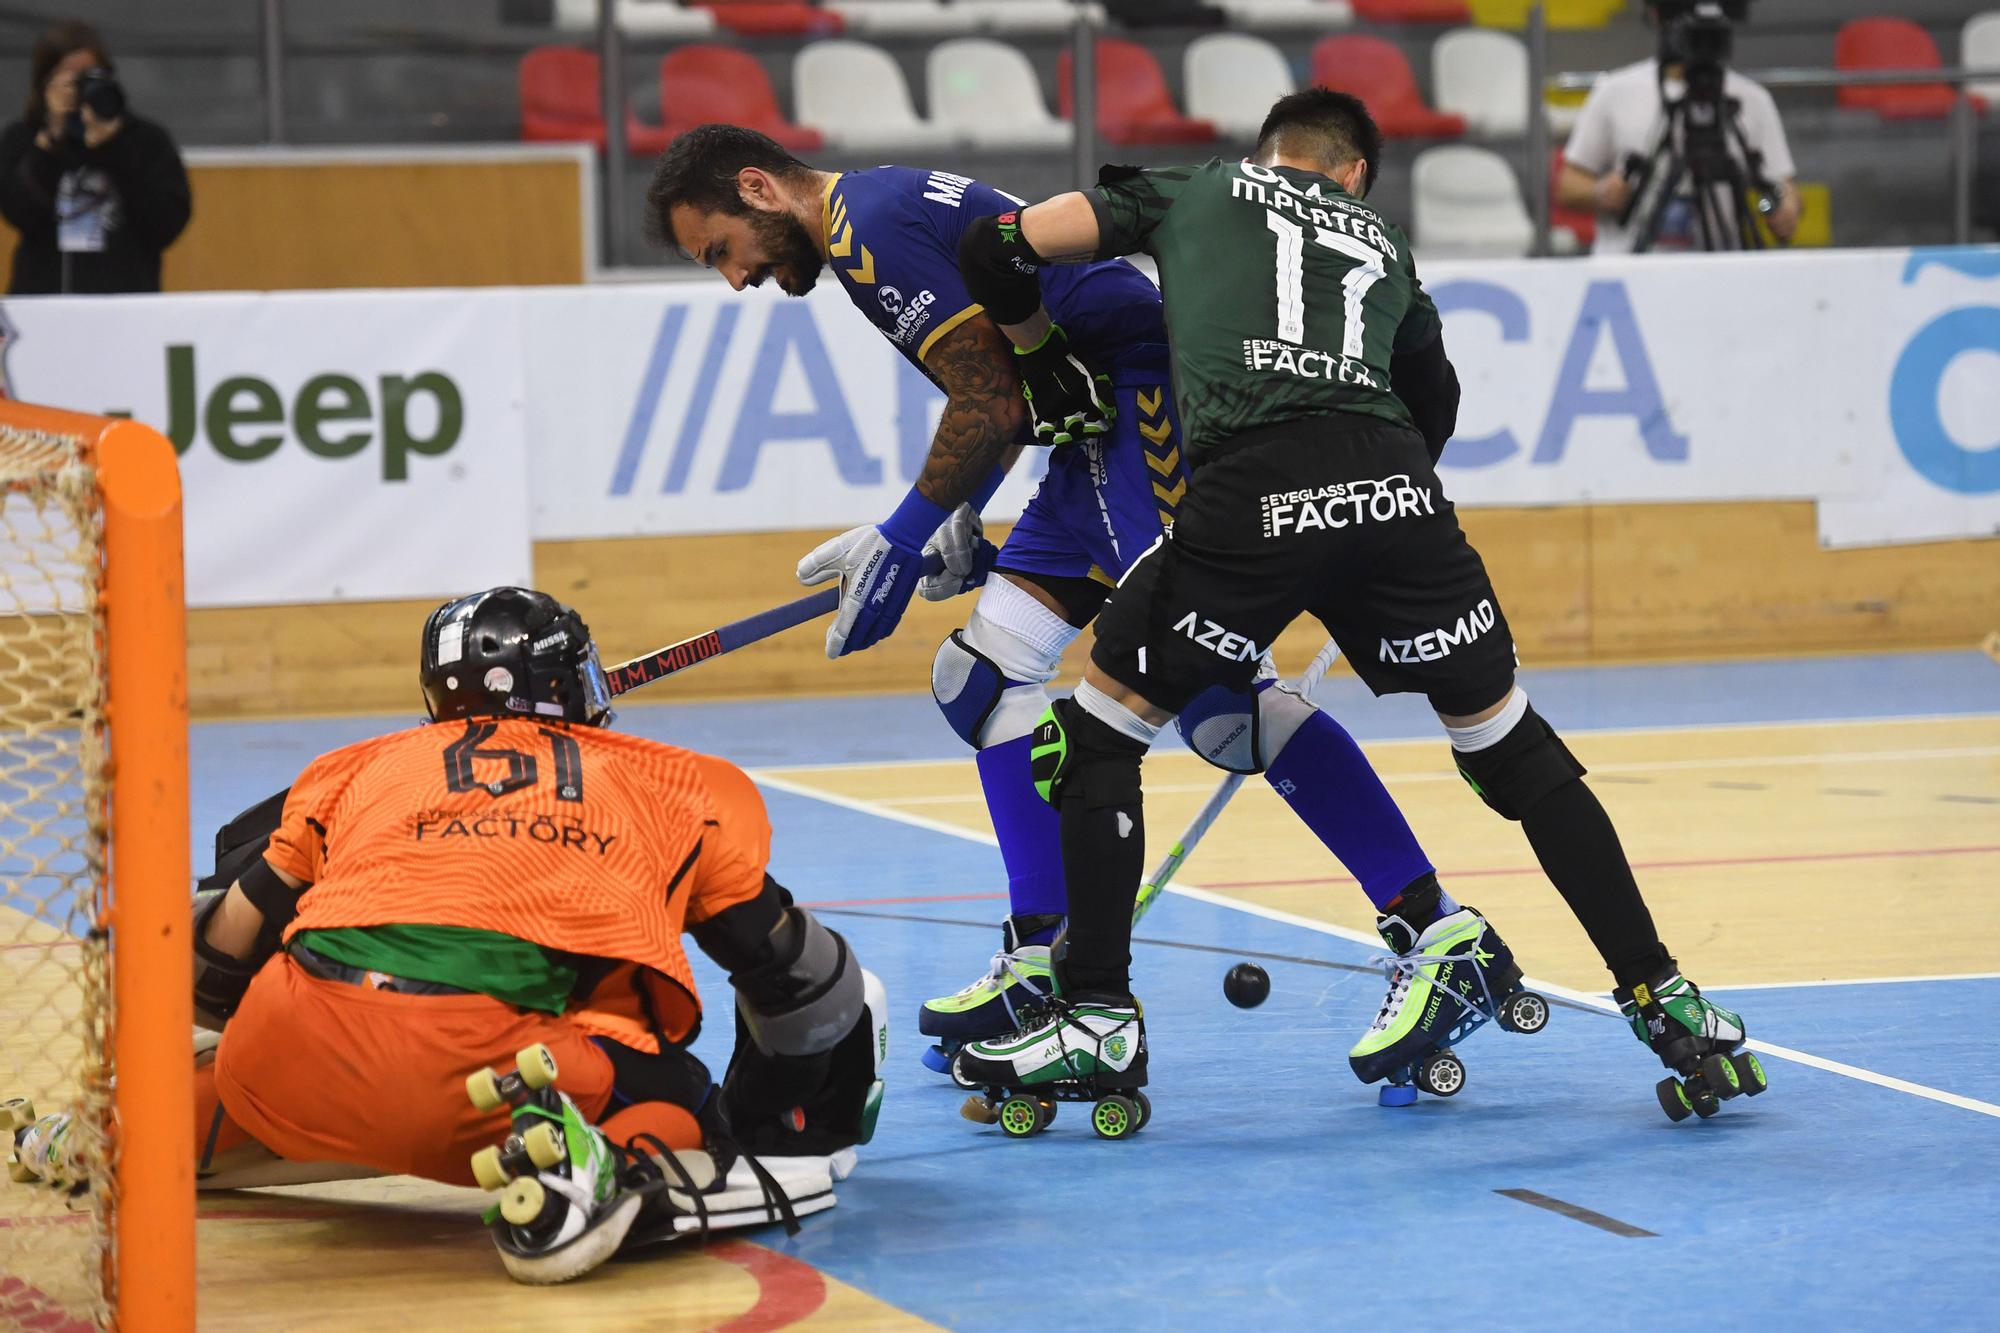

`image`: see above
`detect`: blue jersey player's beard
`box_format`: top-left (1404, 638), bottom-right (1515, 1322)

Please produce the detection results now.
top-left (749, 208), bottom-right (825, 297)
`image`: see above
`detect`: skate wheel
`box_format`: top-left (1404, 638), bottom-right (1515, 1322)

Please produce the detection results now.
top-left (1497, 990), bottom-right (1550, 1035)
top-left (1689, 1082), bottom-right (1721, 1119)
top-left (1655, 1077), bottom-right (1694, 1123)
top-left (1732, 1050), bottom-right (1768, 1096)
top-left (470, 1144), bottom-right (511, 1191)
top-left (1699, 1052), bottom-right (1742, 1100)
top-left (1091, 1095), bottom-right (1140, 1140)
top-left (1130, 1091), bottom-right (1150, 1132)
top-left (919, 1044), bottom-right (952, 1075)
top-left (515, 1044), bottom-right (558, 1090)
top-left (1415, 1051), bottom-right (1465, 1098)
top-left (1038, 1098), bottom-right (1059, 1128)
top-left (996, 1096), bottom-right (1044, 1138)
top-left (466, 1068), bottom-right (506, 1113)
top-left (2, 1098), bottom-right (34, 1130)
top-left (8, 1156), bottom-right (38, 1183)
top-left (1378, 1083), bottom-right (1419, 1108)
top-left (949, 1052), bottom-right (979, 1091)
top-left (959, 1095), bottom-right (999, 1126)
top-left (522, 1120), bottom-right (566, 1170)
top-left (499, 1175), bottom-right (547, 1227)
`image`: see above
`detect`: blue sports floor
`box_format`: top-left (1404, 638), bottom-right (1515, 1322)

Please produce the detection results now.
top-left (180, 651), bottom-right (2000, 1330)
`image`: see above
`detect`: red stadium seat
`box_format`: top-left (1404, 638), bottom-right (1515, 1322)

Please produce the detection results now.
top-left (1353, 0), bottom-right (1472, 22)
top-left (1834, 17), bottom-right (1957, 120)
top-left (519, 47), bottom-right (673, 154)
top-left (689, 1), bottom-right (844, 37)
top-left (1310, 35), bottom-right (1466, 139)
top-left (1059, 38), bottom-right (1217, 146)
top-left (660, 47), bottom-right (825, 152)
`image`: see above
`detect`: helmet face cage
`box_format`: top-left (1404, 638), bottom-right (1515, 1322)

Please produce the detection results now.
top-left (420, 589), bottom-right (613, 727)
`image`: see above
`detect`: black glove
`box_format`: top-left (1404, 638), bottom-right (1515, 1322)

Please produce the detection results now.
top-left (1015, 324), bottom-right (1116, 447)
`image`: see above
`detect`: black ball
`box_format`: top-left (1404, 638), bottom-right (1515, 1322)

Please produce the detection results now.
top-left (1223, 962), bottom-right (1270, 1009)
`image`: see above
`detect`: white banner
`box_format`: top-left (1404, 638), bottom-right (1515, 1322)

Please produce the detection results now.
top-left (0, 289), bottom-right (533, 607)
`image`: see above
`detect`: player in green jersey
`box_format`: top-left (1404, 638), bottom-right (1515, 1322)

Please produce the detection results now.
top-left (950, 89), bottom-right (1764, 1124)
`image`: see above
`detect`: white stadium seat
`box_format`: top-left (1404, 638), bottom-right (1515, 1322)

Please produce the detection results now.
top-left (1412, 145), bottom-right (1535, 259)
top-left (1433, 28), bottom-right (1529, 138)
top-left (1966, 12), bottom-right (2000, 106)
top-left (553, 0), bottom-right (716, 37)
top-left (1213, 0), bottom-right (1354, 32)
top-left (929, 39), bottom-right (1073, 150)
top-left (795, 40), bottom-right (961, 153)
top-left (1184, 34), bottom-right (1296, 142)
top-left (827, 0), bottom-right (968, 38)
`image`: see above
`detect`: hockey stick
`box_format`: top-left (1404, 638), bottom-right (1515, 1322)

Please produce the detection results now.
top-left (603, 551), bottom-right (945, 697)
top-left (1130, 638), bottom-right (1342, 926)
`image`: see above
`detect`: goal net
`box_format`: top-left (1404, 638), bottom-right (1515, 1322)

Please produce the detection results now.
top-left (0, 401), bottom-right (190, 1331)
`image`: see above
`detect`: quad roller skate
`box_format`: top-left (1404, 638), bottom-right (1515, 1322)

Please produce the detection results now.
top-left (466, 1043), bottom-right (659, 1285)
top-left (918, 914), bottom-right (1058, 1087)
top-left (1350, 907), bottom-right (1550, 1107)
top-left (4, 1099), bottom-right (84, 1193)
top-left (1616, 969), bottom-right (1768, 1123)
top-left (954, 993), bottom-right (1150, 1140)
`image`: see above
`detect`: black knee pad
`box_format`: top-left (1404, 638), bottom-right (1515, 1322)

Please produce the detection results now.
top-left (1452, 705), bottom-right (1586, 820)
top-left (595, 1036), bottom-right (712, 1113)
top-left (1032, 695), bottom-right (1146, 810)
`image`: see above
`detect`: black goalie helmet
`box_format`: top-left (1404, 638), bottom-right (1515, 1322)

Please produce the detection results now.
top-left (419, 587), bottom-right (613, 727)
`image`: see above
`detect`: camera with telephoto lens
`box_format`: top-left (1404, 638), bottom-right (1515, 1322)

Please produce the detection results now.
top-left (1651, 0), bottom-right (1750, 79)
top-left (77, 67), bottom-right (125, 121)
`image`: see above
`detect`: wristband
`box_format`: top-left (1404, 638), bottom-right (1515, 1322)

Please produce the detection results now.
top-left (880, 487), bottom-right (953, 550)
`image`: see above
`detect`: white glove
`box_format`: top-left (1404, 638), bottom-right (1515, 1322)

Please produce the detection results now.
top-left (796, 523), bottom-right (925, 659)
top-left (919, 503), bottom-right (998, 602)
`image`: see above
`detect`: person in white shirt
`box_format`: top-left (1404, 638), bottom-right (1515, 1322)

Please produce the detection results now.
top-left (1559, 2), bottom-right (1800, 253)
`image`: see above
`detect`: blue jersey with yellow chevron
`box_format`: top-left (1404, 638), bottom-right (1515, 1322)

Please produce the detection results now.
top-left (819, 166), bottom-right (1169, 382)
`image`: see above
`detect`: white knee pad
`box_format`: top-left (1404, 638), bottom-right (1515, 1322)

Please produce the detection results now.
top-left (1176, 679), bottom-right (1319, 774)
top-left (932, 578), bottom-right (1080, 750)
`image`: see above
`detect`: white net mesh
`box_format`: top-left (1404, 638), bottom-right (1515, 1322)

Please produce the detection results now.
top-left (0, 425), bottom-right (112, 1329)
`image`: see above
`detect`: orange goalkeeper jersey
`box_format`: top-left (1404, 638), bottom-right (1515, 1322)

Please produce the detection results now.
top-left (265, 718), bottom-right (770, 1043)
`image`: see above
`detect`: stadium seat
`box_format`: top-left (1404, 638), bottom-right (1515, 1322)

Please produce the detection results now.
top-left (690, 0), bottom-right (844, 37)
top-left (1834, 17), bottom-right (1957, 120)
top-left (551, 0), bottom-right (717, 36)
top-left (795, 39), bottom-right (959, 152)
top-left (828, 0), bottom-right (966, 37)
top-left (1466, 0), bottom-right (1620, 28)
top-left (1965, 12), bottom-right (2000, 107)
top-left (1213, 0), bottom-right (1353, 31)
top-left (1060, 38), bottom-right (1218, 146)
top-left (1184, 33), bottom-right (1296, 141)
top-left (1311, 35), bottom-right (1466, 139)
top-left (929, 39), bottom-right (1072, 150)
top-left (1548, 147), bottom-right (1595, 254)
top-left (519, 46), bottom-right (673, 155)
top-left (1352, 0), bottom-right (1469, 23)
top-left (660, 46), bottom-right (824, 152)
top-left (1412, 144), bottom-right (1533, 257)
top-left (1433, 27), bottom-right (1528, 137)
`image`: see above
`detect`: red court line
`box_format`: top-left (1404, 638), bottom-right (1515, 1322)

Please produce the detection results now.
top-left (704, 1238), bottom-right (828, 1332)
top-left (0, 1275), bottom-right (93, 1332)
top-left (803, 891), bottom-right (1007, 909)
top-left (1200, 842), bottom-right (2000, 892)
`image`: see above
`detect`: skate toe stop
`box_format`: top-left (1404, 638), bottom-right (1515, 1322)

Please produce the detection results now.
top-left (1378, 1085), bottom-right (1418, 1107)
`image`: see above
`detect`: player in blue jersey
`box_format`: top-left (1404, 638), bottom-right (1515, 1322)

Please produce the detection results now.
top-left (644, 126), bottom-right (1490, 1085)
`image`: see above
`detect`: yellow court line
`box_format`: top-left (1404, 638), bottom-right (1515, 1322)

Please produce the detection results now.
top-left (749, 771), bottom-right (2000, 1122)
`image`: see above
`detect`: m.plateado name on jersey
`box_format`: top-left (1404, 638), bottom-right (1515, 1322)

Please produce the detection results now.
top-left (1262, 475), bottom-right (1435, 537)
top-left (1228, 165), bottom-right (1399, 259)
top-left (1379, 599), bottom-right (1497, 664)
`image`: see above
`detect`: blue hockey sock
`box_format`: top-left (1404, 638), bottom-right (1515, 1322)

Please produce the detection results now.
top-left (976, 734), bottom-right (1067, 921)
top-left (1263, 710), bottom-right (1441, 913)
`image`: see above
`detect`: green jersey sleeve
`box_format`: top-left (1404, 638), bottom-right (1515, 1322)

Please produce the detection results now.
top-left (1393, 247), bottom-right (1443, 352)
top-left (1088, 163), bottom-right (1208, 258)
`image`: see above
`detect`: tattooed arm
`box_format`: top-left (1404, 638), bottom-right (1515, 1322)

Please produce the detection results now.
top-left (915, 314), bottom-right (1030, 508)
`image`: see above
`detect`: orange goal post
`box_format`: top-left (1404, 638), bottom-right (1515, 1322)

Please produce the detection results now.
top-left (0, 400), bottom-right (192, 1330)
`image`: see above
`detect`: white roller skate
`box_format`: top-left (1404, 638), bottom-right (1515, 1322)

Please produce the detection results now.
top-left (953, 992), bottom-right (1150, 1140)
top-left (5, 1100), bottom-right (86, 1193)
top-left (1349, 906), bottom-right (1550, 1106)
top-left (1616, 968), bottom-right (1768, 1122)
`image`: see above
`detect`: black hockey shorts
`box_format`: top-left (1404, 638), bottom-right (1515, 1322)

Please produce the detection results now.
top-left (1089, 415), bottom-right (1519, 718)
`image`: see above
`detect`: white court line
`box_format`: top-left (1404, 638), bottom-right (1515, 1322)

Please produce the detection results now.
top-left (752, 769), bottom-right (2000, 1123)
top-left (1703, 972), bottom-right (2000, 991)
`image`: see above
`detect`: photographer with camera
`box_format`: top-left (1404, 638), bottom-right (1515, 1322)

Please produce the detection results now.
top-left (0, 20), bottom-right (190, 294)
top-left (1560, 0), bottom-right (1798, 253)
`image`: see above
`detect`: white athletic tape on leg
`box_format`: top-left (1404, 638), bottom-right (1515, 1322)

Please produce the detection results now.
top-left (1445, 686), bottom-right (1530, 753)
